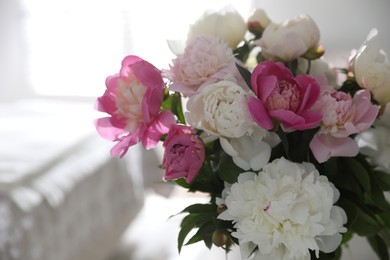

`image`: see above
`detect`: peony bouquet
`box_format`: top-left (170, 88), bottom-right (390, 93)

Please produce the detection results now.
top-left (94, 6), bottom-right (390, 260)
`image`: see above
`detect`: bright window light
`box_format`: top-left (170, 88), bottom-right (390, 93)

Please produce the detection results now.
top-left (22, 0), bottom-right (250, 97)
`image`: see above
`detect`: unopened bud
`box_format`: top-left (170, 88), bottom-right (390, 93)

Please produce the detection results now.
top-left (302, 45), bottom-right (325, 60)
top-left (212, 230), bottom-right (229, 247)
top-left (247, 9), bottom-right (271, 36)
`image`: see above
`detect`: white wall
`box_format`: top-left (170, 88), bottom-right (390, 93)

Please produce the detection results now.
top-left (251, 0), bottom-right (390, 62)
top-left (0, 0), bottom-right (33, 102)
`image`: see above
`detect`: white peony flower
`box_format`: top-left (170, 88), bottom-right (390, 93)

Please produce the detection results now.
top-left (297, 58), bottom-right (339, 88)
top-left (187, 6), bottom-right (246, 49)
top-left (166, 35), bottom-right (240, 96)
top-left (258, 15), bottom-right (320, 61)
top-left (356, 105), bottom-right (390, 170)
top-left (349, 28), bottom-right (390, 105)
top-left (218, 158), bottom-right (347, 260)
top-left (220, 127), bottom-right (279, 171)
top-left (186, 80), bottom-right (253, 138)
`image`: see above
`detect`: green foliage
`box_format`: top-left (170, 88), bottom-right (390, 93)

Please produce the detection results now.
top-left (233, 41), bottom-right (253, 64)
top-left (176, 201), bottom-right (235, 253)
top-left (235, 62), bottom-right (252, 90)
top-left (162, 90), bottom-right (186, 124)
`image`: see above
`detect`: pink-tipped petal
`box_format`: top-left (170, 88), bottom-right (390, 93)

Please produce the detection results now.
top-left (310, 134), bottom-right (359, 163)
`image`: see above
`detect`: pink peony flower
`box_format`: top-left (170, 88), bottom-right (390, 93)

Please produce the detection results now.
top-left (247, 61), bottom-right (322, 131)
top-left (310, 88), bottom-right (379, 163)
top-left (162, 125), bottom-right (205, 183)
top-left (166, 35), bottom-right (242, 96)
top-left (95, 55), bottom-right (176, 157)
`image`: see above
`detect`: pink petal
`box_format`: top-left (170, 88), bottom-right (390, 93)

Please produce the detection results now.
top-left (294, 110), bottom-right (323, 130)
top-left (353, 90), bottom-right (379, 124)
top-left (258, 76), bottom-right (278, 102)
top-left (247, 96), bottom-right (274, 130)
top-left (132, 59), bottom-right (164, 90)
top-left (94, 117), bottom-right (126, 141)
top-left (141, 110), bottom-right (176, 149)
top-left (310, 134), bottom-right (359, 163)
top-left (296, 75), bottom-right (320, 112)
top-left (110, 134), bottom-right (139, 158)
top-left (105, 74), bottom-right (120, 93)
top-left (119, 55), bottom-right (143, 78)
top-left (142, 85), bottom-right (164, 124)
top-left (270, 109), bottom-right (305, 128)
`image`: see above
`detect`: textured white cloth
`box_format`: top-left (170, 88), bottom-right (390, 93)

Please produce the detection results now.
top-left (0, 99), bottom-right (144, 260)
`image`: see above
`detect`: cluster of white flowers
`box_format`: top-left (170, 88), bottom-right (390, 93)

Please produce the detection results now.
top-left (218, 158), bottom-right (347, 260)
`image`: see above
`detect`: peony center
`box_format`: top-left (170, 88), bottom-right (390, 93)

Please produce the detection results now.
top-left (115, 77), bottom-right (146, 132)
top-left (265, 80), bottom-right (301, 112)
top-left (171, 144), bottom-right (188, 164)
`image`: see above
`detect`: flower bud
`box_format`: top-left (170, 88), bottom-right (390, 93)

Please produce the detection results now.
top-left (247, 9), bottom-right (271, 37)
top-left (212, 230), bottom-right (229, 247)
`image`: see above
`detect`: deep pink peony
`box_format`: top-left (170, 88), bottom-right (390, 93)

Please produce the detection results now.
top-left (247, 61), bottom-right (322, 131)
top-left (95, 55), bottom-right (175, 157)
top-left (162, 125), bottom-right (205, 183)
top-left (310, 88), bottom-right (379, 163)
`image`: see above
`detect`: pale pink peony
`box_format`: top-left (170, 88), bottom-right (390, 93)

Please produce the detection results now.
top-left (258, 15), bottom-right (320, 61)
top-left (162, 125), bottom-right (205, 183)
top-left (95, 55), bottom-right (175, 157)
top-left (310, 88), bottom-right (379, 163)
top-left (166, 35), bottom-right (242, 96)
top-left (247, 61), bottom-right (322, 131)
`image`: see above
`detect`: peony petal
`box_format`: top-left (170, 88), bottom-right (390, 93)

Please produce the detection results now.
top-left (141, 110), bottom-right (176, 150)
top-left (294, 110), bottom-right (322, 130)
top-left (110, 133), bottom-right (139, 158)
top-left (94, 117), bottom-right (126, 141)
top-left (247, 96), bottom-right (274, 130)
top-left (142, 84), bottom-right (164, 124)
top-left (316, 234), bottom-right (342, 254)
top-left (119, 55), bottom-right (143, 78)
top-left (296, 75), bottom-right (321, 111)
top-left (270, 109), bottom-right (304, 128)
top-left (353, 90), bottom-right (379, 125)
top-left (310, 134), bottom-right (359, 163)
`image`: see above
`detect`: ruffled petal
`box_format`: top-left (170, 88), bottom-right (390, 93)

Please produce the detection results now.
top-left (141, 110), bottom-right (176, 149)
top-left (310, 134), bottom-right (359, 163)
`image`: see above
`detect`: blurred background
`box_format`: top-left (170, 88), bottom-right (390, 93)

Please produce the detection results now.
top-left (0, 0), bottom-right (389, 259)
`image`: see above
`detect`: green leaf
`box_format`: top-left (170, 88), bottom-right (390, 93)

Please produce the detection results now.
top-left (181, 203), bottom-right (216, 214)
top-left (345, 158), bottom-right (371, 193)
top-left (185, 222), bottom-right (215, 246)
top-left (162, 92), bottom-right (186, 124)
top-left (367, 235), bottom-right (389, 260)
top-left (236, 63), bottom-right (252, 90)
top-left (338, 78), bottom-right (362, 96)
top-left (374, 170), bottom-right (390, 191)
top-left (349, 206), bottom-right (381, 236)
top-left (178, 214), bottom-right (200, 253)
top-left (323, 157), bottom-right (338, 178)
top-left (366, 172), bottom-right (390, 211)
top-left (233, 41), bottom-right (252, 63)
top-left (275, 127), bottom-right (290, 160)
top-left (310, 247), bottom-right (341, 260)
top-left (338, 198), bottom-right (358, 229)
top-left (256, 52), bottom-right (267, 64)
top-left (217, 152), bottom-right (243, 184)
